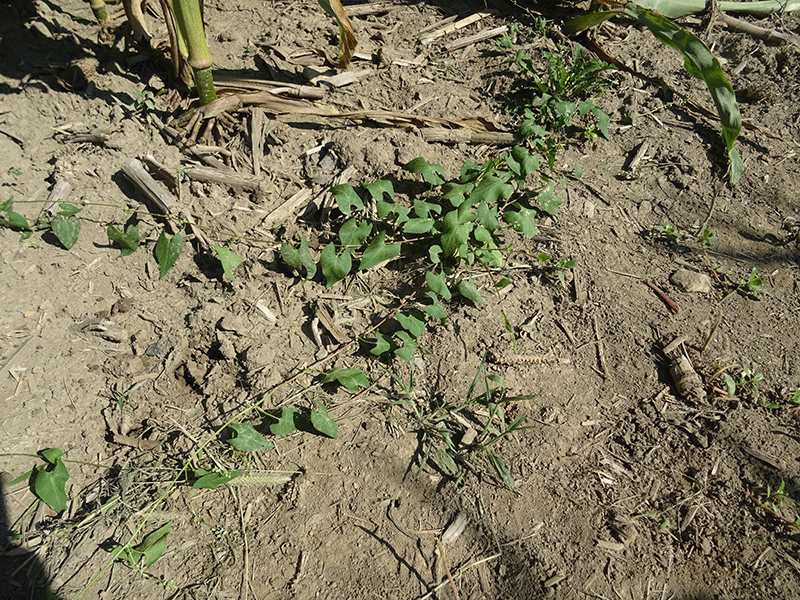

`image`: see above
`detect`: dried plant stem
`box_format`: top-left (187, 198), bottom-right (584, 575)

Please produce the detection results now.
top-left (436, 539), bottom-right (460, 600)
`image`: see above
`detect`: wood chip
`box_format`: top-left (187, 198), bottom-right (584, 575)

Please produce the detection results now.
top-left (441, 512), bottom-right (469, 545)
top-left (122, 158), bottom-right (178, 215)
top-left (261, 188), bottom-right (314, 230)
top-left (445, 25), bottom-right (508, 52)
top-left (421, 11), bottom-right (495, 45)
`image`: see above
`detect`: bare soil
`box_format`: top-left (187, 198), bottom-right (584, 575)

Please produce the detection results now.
top-left (2, 1), bottom-right (800, 599)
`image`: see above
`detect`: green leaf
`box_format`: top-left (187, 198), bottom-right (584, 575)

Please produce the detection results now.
top-left (429, 245), bottom-right (443, 264)
top-left (503, 205), bottom-right (539, 238)
top-left (310, 402), bottom-right (338, 439)
top-left (440, 210), bottom-right (472, 257)
top-left (393, 330), bottom-right (419, 361)
top-left (423, 292), bottom-right (448, 321)
top-left (270, 407), bottom-right (299, 436)
top-left (397, 311), bottom-right (426, 339)
top-left (621, 2), bottom-right (742, 184)
top-left (331, 184), bottom-right (364, 215)
top-left (322, 367), bottom-right (369, 391)
top-left (154, 230), bottom-right (183, 279)
top-left (138, 521), bottom-right (172, 567)
top-left (0, 209), bottom-right (31, 231)
top-left (473, 225), bottom-right (495, 247)
top-left (214, 246), bottom-right (243, 281)
top-left (280, 236), bottom-right (317, 280)
top-left (56, 202), bottom-right (81, 218)
top-left (39, 448), bottom-right (65, 463)
top-left (193, 471), bottom-right (243, 489)
top-left (519, 120), bottom-right (549, 142)
top-left (477, 202), bottom-right (499, 233)
top-left (436, 448), bottom-right (458, 476)
top-left (425, 270), bottom-right (452, 301)
top-left (359, 232), bottom-right (401, 270)
top-left (537, 185), bottom-right (562, 217)
top-left (442, 181), bottom-right (475, 207)
top-left (412, 198), bottom-right (441, 219)
top-left (339, 218), bottom-right (372, 247)
top-left (370, 332), bottom-right (393, 356)
top-left (589, 104), bottom-right (611, 140)
top-left (404, 218), bottom-right (435, 234)
top-left (486, 449), bottom-right (516, 491)
top-left (364, 179), bottom-right (394, 202)
top-left (456, 278), bottom-right (484, 304)
top-left (227, 423), bottom-right (273, 451)
top-left (107, 225), bottom-right (140, 257)
top-left (50, 214), bottom-right (81, 250)
top-left (470, 174), bottom-right (514, 206)
top-left (564, 9), bottom-right (622, 34)
top-left (111, 545), bottom-right (140, 567)
top-left (34, 458), bottom-right (69, 513)
top-left (404, 157), bottom-right (445, 185)
top-left (6, 468), bottom-right (34, 487)
top-left (476, 248), bottom-right (502, 267)
top-left (460, 159), bottom-right (483, 183)
top-left (506, 146), bottom-right (539, 181)
top-left (320, 243), bottom-right (352, 288)
top-left (375, 200), bottom-right (409, 224)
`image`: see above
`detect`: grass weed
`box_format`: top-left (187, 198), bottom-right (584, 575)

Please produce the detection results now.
top-left (395, 355), bottom-right (534, 491)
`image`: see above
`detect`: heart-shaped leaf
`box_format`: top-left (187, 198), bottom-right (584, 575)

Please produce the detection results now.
top-left (310, 402), bottom-right (338, 439)
top-left (51, 214), bottom-right (81, 250)
top-left (358, 232), bottom-right (400, 270)
top-left (107, 224), bottom-right (140, 257)
top-left (214, 246), bottom-right (243, 281)
top-left (154, 230), bottom-right (183, 279)
top-left (227, 423), bottom-right (273, 451)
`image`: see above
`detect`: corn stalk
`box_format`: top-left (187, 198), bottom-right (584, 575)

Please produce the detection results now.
top-left (108, 0), bottom-right (356, 108)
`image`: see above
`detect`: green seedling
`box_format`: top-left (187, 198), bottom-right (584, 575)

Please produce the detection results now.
top-left (0, 196), bottom-right (33, 239)
top-left (651, 222), bottom-right (681, 245)
top-left (761, 480), bottom-right (791, 512)
top-left (737, 268), bottom-right (764, 299)
top-left (111, 379), bottom-right (148, 410)
top-left (696, 223), bottom-right (718, 249)
top-left (537, 252), bottom-right (577, 283)
top-left (129, 88), bottom-right (156, 112)
top-left (718, 362), bottom-right (764, 403)
top-left (7, 166), bottom-right (22, 177)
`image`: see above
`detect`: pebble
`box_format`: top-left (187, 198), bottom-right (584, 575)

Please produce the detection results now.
top-left (669, 268), bottom-right (712, 293)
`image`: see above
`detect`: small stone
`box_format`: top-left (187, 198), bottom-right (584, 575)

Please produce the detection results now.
top-left (669, 268), bottom-right (712, 293)
top-left (218, 314), bottom-right (246, 335)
